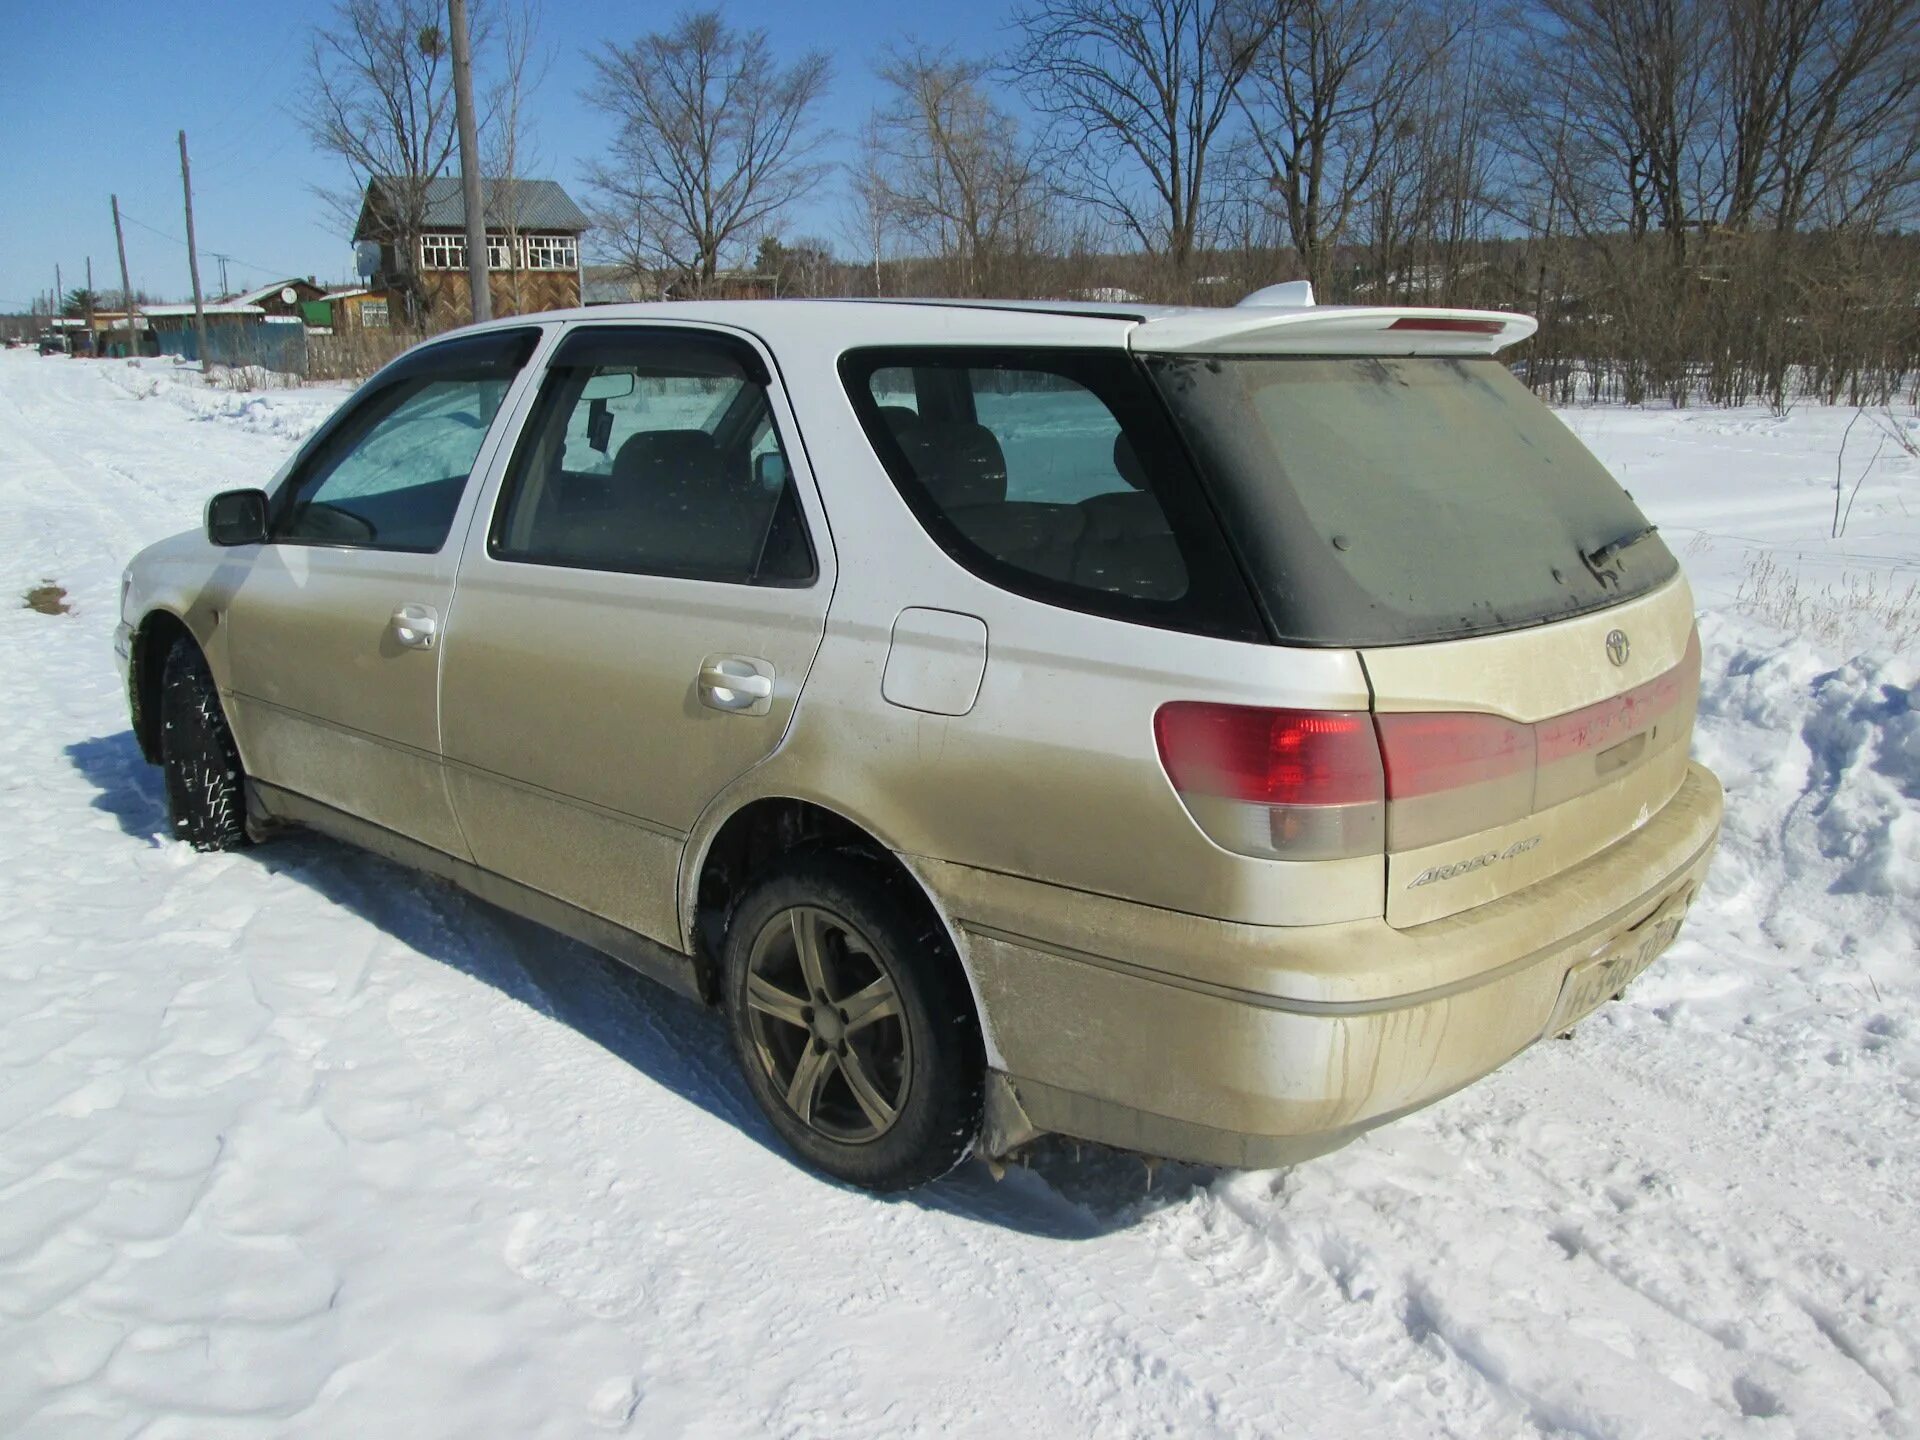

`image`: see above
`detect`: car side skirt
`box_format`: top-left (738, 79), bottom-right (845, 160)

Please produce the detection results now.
top-left (248, 780), bottom-right (708, 1003)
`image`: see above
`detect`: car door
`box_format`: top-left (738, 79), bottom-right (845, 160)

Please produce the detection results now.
top-left (222, 326), bottom-right (545, 856)
top-left (438, 323), bottom-right (833, 947)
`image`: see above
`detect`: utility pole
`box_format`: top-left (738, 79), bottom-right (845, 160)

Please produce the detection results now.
top-left (448, 0), bottom-right (491, 323)
top-left (86, 258), bottom-right (96, 355)
top-left (210, 253), bottom-right (231, 296)
top-left (178, 129), bottom-right (211, 368)
top-left (55, 264), bottom-right (63, 314)
top-left (111, 194), bottom-right (138, 358)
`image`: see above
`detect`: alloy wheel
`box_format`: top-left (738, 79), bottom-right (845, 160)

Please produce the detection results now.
top-left (743, 905), bottom-right (911, 1143)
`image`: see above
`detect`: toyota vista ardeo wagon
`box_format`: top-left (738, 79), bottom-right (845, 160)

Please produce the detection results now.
top-left (116, 294), bottom-right (1722, 1191)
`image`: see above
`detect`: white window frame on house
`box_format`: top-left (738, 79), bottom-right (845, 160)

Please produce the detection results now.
top-left (421, 230), bottom-right (577, 272)
top-left (360, 300), bottom-right (390, 329)
top-left (520, 234), bottom-right (578, 271)
top-left (420, 232), bottom-right (467, 271)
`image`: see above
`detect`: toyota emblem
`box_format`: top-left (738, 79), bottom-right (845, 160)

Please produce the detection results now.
top-left (1605, 629), bottom-right (1631, 666)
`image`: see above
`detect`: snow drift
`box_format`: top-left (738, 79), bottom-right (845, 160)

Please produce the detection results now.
top-left (0, 351), bottom-right (1915, 1437)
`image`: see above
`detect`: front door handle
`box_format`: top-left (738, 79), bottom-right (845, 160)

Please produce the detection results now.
top-left (698, 655), bottom-right (775, 715)
top-left (391, 603), bottom-right (439, 650)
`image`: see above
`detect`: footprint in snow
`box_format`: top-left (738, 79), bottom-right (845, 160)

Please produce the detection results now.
top-left (503, 1209), bottom-right (645, 1320)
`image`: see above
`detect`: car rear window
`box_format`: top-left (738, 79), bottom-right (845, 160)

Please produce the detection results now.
top-left (841, 347), bottom-right (1264, 642)
top-left (1143, 354), bottom-right (1679, 646)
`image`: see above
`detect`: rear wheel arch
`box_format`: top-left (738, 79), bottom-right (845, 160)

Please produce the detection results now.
top-left (686, 796), bottom-right (991, 1046)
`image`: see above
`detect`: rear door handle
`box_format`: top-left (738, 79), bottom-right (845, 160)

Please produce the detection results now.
top-left (391, 603), bottom-right (439, 650)
top-left (698, 655), bottom-right (775, 715)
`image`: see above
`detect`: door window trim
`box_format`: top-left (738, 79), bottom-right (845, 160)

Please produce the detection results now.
top-left (265, 326), bottom-right (543, 555)
top-left (484, 323), bottom-right (819, 588)
top-left (840, 345), bottom-right (1266, 642)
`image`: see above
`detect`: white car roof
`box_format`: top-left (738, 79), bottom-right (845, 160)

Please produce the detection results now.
top-left (457, 296), bottom-right (1537, 357)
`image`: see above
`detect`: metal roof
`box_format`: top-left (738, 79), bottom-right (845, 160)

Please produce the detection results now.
top-left (139, 302), bottom-right (267, 318)
top-left (357, 176), bottom-right (590, 237)
top-left (225, 279), bottom-right (318, 306)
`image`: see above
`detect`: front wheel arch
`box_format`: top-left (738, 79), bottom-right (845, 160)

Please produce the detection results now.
top-left (131, 609), bottom-right (195, 763)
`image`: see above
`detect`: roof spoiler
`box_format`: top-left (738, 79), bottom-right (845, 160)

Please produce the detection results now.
top-left (1131, 303), bottom-right (1539, 356)
top-left (1238, 281), bottom-right (1315, 308)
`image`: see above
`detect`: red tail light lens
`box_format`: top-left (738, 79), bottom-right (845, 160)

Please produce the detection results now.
top-left (1155, 628), bottom-right (1700, 862)
top-left (1373, 712), bottom-right (1537, 850)
top-left (1154, 703), bottom-right (1385, 860)
top-left (1374, 712), bottom-right (1535, 798)
top-left (1155, 703), bottom-right (1383, 807)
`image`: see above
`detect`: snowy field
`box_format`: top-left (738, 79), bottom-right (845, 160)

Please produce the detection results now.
top-left (1, 349), bottom-right (1915, 1438)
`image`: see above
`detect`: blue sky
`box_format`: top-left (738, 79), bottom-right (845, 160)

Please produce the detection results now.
top-left (0, 1), bottom-right (1019, 311)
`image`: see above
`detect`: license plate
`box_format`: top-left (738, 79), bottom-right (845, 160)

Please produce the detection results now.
top-left (1547, 909), bottom-right (1683, 1036)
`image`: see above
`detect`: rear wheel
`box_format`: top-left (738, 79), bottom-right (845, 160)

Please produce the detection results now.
top-left (723, 852), bottom-right (982, 1190)
top-left (159, 637), bottom-right (249, 852)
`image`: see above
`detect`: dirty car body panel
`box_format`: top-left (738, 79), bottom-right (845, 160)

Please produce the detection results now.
top-left (120, 296), bottom-right (1722, 1177)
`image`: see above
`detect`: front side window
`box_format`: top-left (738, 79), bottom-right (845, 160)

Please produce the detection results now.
top-left (273, 328), bottom-right (539, 551)
top-left (841, 347), bottom-right (1263, 640)
top-left (491, 326), bottom-right (813, 585)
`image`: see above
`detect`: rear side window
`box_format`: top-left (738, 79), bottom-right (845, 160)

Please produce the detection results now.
top-left (273, 327), bottom-right (538, 552)
top-left (491, 326), bottom-right (813, 585)
top-left (841, 348), bottom-right (1262, 641)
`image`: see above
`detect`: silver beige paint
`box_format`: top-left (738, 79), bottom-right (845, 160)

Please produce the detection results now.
top-left (118, 298), bottom-right (1723, 1169)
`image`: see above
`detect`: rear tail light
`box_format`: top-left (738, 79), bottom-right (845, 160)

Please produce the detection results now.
top-left (1154, 626), bottom-right (1700, 861)
top-left (1153, 703), bottom-right (1384, 860)
top-left (1375, 712), bottom-right (1536, 850)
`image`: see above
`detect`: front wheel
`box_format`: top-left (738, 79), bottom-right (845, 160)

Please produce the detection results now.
top-left (159, 637), bottom-right (249, 852)
top-left (722, 852), bottom-right (983, 1191)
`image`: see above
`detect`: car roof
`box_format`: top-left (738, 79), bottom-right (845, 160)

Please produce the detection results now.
top-left (451, 296), bottom-right (1537, 357)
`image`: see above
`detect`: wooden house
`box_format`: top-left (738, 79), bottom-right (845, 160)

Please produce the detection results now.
top-left (223, 277), bottom-right (328, 319)
top-left (352, 176), bottom-right (589, 327)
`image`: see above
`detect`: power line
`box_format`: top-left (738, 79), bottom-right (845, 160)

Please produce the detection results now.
top-left (115, 209), bottom-right (289, 282)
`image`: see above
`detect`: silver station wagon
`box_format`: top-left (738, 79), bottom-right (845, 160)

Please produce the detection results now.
top-left (117, 297), bottom-right (1722, 1191)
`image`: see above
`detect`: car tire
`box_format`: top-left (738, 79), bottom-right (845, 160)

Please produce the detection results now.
top-left (722, 851), bottom-right (983, 1191)
top-left (159, 637), bottom-right (250, 852)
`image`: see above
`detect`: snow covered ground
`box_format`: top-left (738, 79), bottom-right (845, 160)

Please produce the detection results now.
top-left (0, 350), bottom-right (1915, 1438)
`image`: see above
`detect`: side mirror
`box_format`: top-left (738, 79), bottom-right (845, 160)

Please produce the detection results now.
top-left (753, 450), bottom-right (790, 492)
top-left (206, 488), bottom-right (270, 546)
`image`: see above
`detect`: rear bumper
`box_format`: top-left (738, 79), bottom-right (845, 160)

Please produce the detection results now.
top-left (921, 761), bottom-right (1724, 1168)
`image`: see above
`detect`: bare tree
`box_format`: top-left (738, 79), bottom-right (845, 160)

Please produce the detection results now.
top-left (1498, 0), bottom-right (1719, 258)
top-left (1236, 0), bottom-right (1461, 294)
top-left (585, 11), bottom-right (831, 292)
top-left (299, 0), bottom-right (471, 323)
top-left (1007, 0), bottom-right (1278, 278)
top-left (841, 120), bottom-right (895, 296)
top-left (1716, 0), bottom-right (1920, 232)
top-left (865, 44), bottom-right (1047, 295)
top-left (483, 0), bottom-right (551, 313)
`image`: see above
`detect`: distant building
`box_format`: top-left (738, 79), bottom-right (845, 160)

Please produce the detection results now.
top-left (222, 278), bottom-right (328, 320)
top-left (312, 286), bottom-right (392, 332)
top-left (352, 175), bottom-right (589, 326)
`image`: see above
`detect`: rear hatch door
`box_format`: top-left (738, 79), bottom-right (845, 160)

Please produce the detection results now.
top-left (1363, 578), bottom-right (1700, 926)
top-left (1137, 341), bottom-right (1701, 926)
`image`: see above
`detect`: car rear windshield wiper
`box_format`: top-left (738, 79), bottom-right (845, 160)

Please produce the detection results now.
top-left (1582, 523), bottom-right (1659, 573)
